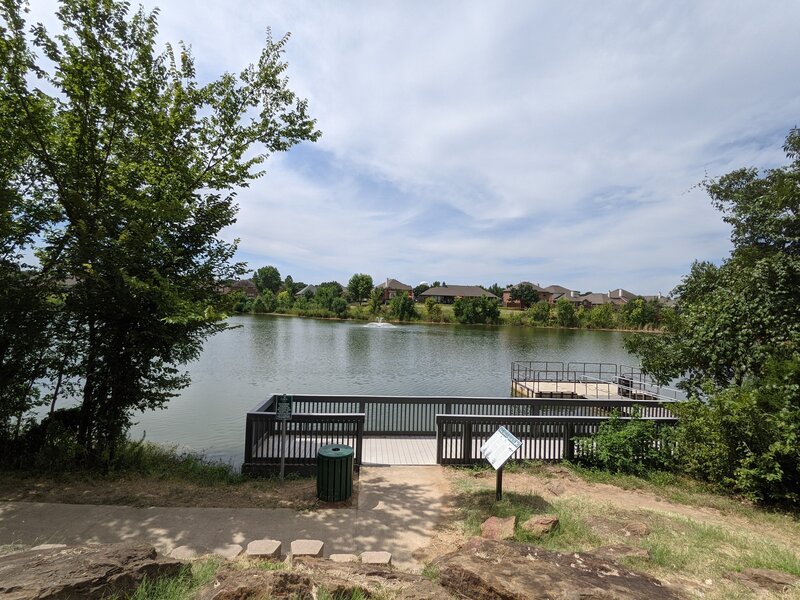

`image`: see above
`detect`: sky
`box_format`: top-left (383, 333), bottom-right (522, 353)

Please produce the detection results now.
top-left (28, 1), bottom-right (800, 295)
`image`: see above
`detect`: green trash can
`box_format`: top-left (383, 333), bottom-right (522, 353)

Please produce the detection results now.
top-left (316, 444), bottom-right (354, 502)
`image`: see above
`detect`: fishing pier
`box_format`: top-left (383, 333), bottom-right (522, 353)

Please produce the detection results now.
top-left (242, 361), bottom-right (682, 475)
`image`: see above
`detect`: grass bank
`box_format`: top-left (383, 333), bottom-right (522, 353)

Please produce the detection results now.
top-left (441, 463), bottom-right (800, 599)
top-left (0, 441), bottom-right (329, 509)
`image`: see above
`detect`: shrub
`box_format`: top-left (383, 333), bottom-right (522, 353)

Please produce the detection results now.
top-left (424, 298), bottom-right (443, 322)
top-left (331, 297), bottom-right (348, 318)
top-left (576, 409), bottom-right (673, 476)
top-left (452, 297), bottom-right (500, 324)
top-left (527, 300), bottom-right (551, 324)
top-left (389, 293), bottom-right (417, 321)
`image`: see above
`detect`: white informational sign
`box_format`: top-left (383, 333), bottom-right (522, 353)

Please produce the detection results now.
top-left (276, 394), bottom-right (293, 421)
top-left (480, 426), bottom-right (522, 470)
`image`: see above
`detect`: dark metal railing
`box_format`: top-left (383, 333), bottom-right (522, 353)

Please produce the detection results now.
top-left (242, 408), bottom-right (364, 475)
top-left (436, 414), bottom-right (678, 465)
top-left (242, 393), bottom-right (679, 473)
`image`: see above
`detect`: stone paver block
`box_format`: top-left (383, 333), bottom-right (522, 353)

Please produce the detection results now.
top-left (211, 544), bottom-right (243, 560)
top-left (329, 553), bottom-right (359, 563)
top-left (360, 551), bottom-right (392, 565)
top-left (291, 539), bottom-right (324, 558)
top-left (246, 539), bottom-right (282, 558)
top-left (480, 516), bottom-right (516, 540)
top-left (169, 545), bottom-right (201, 560)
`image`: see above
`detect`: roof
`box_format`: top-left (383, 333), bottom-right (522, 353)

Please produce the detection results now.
top-left (578, 292), bottom-right (611, 305)
top-left (420, 285), bottom-right (499, 299)
top-left (295, 284), bottom-right (317, 296)
top-left (609, 288), bottom-right (637, 300)
top-left (543, 284), bottom-right (574, 294)
top-left (376, 278), bottom-right (412, 290)
top-left (503, 281), bottom-right (545, 293)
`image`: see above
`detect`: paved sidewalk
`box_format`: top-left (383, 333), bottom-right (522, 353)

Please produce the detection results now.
top-left (0, 466), bottom-right (450, 571)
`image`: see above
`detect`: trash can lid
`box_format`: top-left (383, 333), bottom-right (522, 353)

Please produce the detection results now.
top-left (318, 444), bottom-right (354, 458)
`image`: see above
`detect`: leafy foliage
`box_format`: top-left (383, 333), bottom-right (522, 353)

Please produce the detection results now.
top-left (554, 298), bottom-right (577, 327)
top-left (389, 292), bottom-right (416, 321)
top-left (452, 296), bottom-right (500, 324)
top-left (526, 300), bottom-right (551, 324)
top-left (0, 0), bottom-right (319, 462)
top-left (509, 282), bottom-right (540, 308)
top-left (625, 128), bottom-right (800, 504)
top-left (253, 266), bottom-right (282, 295)
top-left (576, 410), bottom-right (673, 476)
top-left (347, 273), bottom-right (373, 304)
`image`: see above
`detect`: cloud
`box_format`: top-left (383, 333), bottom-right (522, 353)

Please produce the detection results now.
top-left (25, 0), bottom-right (800, 293)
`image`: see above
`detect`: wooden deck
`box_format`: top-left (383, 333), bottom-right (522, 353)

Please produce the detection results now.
top-left (513, 380), bottom-right (622, 399)
top-left (363, 436), bottom-right (436, 465)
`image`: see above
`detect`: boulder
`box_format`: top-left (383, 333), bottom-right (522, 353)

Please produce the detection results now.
top-left (545, 481), bottom-right (566, 496)
top-left (480, 516), bottom-right (516, 540)
top-left (196, 568), bottom-right (314, 600)
top-left (0, 542), bottom-right (182, 600)
top-left (520, 514), bottom-right (559, 536)
top-left (591, 545), bottom-right (649, 562)
top-left (724, 568), bottom-right (800, 593)
top-left (435, 538), bottom-right (684, 599)
top-left (586, 515), bottom-right (650, 539)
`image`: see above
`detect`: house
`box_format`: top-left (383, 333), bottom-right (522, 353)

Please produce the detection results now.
top-left (608, 288), bottom-right (637, 306)
top-left (543, 285), bottom-right (580, 305)
top-left (501, 282), bottom-right (552, 308)
top-left (576, 292), bottom-right (612, 309)
top-left (294, 284), bottom-right (317, 298)
top-left (226, 279), bottom-right (258, 298)
top-left (419, 284), bottom-right (499, 304)
top-left (376, 278), bottom-right (412, 302)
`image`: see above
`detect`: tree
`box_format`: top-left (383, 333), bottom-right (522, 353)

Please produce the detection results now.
top-left (554, 298), bottom-right (577, 327)
top-left (314, 283), bottom-right (342, 311)
top-left (389, 293), bottom-right (417, 321)
top-left (253, 266), bottom-right (282, 295)
top-left (424, 297), bottom-right (443, 322)
top-left (331, 297), bottom-right (348, 318)
top-left (527, 300), bottom-right (551, 324)
top-left (588, 303), bottom-right (617, 329)
top-left (347, 273), bottom-right (373, 304)
top-left (486, 283), bottom-right (503, 298)
top-left (620, 297), bottom-right (661, 329)
top-left (510, 283), bottom-right (540, 309)
top-left (282, 275), bottom-right (294, 293)
top-left (367, 288), bottom-right (383, 315)
top-left (453, 297), bottom-right (500, 325)
top-left (413, 283), bottom-right (431, 297)
top-left (626, 128), bottom-right (800, 503)
top-left (0, 0), bottom-right (319, 461)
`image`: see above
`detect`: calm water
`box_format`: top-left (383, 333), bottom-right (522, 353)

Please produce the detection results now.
top-left (129, 315), bottom-right (633, 463)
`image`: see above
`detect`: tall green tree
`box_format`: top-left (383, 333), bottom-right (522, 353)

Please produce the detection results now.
top-left (510, 282), bottom-right (540, 309)
top-left (389, 292), bottom-right (417, 321)
top-left (253, 266), bottom-right (282, 295)
top-left (626, 129), bottom-right (800, 503)
top-left (453, 296), bottom-right (500, 325)
top-left (0, 0), bottom-right (319, 460)
top-left (554, 298), bottom-right (577, 327)
top-left (347, 273), bottom-right (373, 304)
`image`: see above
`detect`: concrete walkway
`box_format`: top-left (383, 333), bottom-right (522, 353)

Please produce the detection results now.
top-left (0, 466), bottom-right (450, 571)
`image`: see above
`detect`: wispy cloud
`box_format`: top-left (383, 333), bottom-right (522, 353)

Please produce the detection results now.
top-left (27, 0), bottom-right (800, 293)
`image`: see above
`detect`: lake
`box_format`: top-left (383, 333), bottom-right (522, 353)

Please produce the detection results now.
top-left (129, 315), bottom-right (634, 464)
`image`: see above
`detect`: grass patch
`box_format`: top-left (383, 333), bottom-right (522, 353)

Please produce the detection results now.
top-left (421, 562), bottom-right (440, 582)
top-left (129, 559), bottom-right (219, 600)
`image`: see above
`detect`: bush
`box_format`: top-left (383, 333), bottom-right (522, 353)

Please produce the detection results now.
top-left (389, 293), bottom-right (417, 321)
top-left (576, 409), bottom-right (673, 476)
top-left (527, 300), bottom-right (551, 324)
top-left (424, 298), bottom-right (443, 322)
top-left (453, 296), bottom-right (500, 324)
top-left (331, 297), bottom-right (348, 318)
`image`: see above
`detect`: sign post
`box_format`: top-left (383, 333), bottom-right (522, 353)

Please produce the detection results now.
top-left (275, 394), bottom-right (293, 480)
top-left (479, 426), bottom-right (522, 501)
